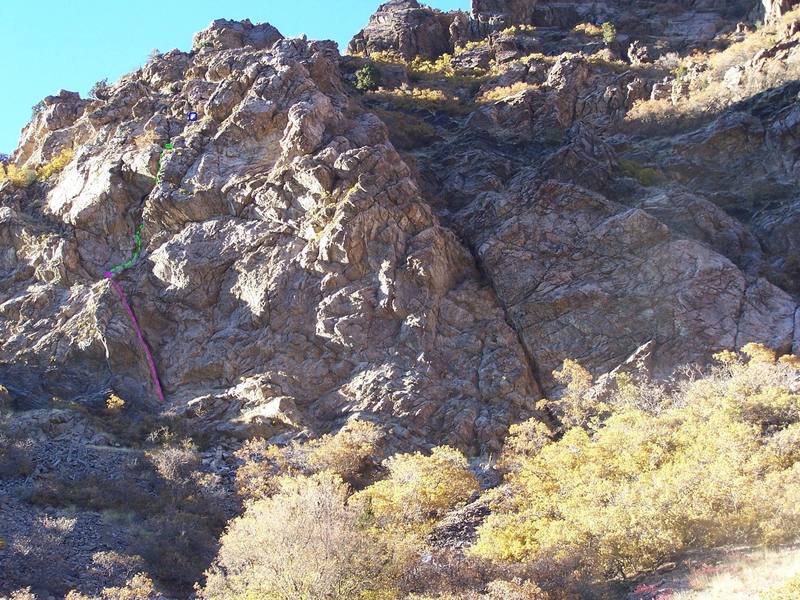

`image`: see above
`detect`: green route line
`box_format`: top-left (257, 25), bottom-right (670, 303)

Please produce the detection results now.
top-left (106, 142), bottom-right (173, 276)
top-left (108, 222), bottom-right (144, 274)
top-left (103, 140), bottom-right (175, 405)
top-left (155, 142), bottom-right (173, 185)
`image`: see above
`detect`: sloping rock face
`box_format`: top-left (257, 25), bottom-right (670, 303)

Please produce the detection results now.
top-left (419, 77), bottom-right (798, 384)
top-left (0, 22), bottom-right (541, 452)
top-left (400, 3), bottom-right (800, 386)
top-left (455, 177), bottom-right (796, 386)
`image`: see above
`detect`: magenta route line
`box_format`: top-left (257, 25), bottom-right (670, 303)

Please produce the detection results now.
top-left (102, 141), bottom-right (173, 403)
top-left (105, 272), bottom-right (165, 403)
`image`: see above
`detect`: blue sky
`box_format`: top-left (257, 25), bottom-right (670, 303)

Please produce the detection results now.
top-left (0, 0), bottom-right (469, 155)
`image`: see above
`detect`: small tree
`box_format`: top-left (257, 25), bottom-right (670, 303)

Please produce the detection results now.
top-left (551, 358), bottom-right (606, 430)
top-left (355, 63), bottom-right (381, 91)
top-left (31, 101), bottom-right (46, 119)
top-left (602, 21), bottom-right (617, 45)
top-left (499, 418), bottom-right (554, 473)
top-left (89, 78), bottom-right (110, 100)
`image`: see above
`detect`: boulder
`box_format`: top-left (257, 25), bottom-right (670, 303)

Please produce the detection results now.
top-left (191, 18), bottom-right (283, 51)
top-left (627, 40), bottom-right (652, 66)
top-left (347, 0), bottom-right (456, 60)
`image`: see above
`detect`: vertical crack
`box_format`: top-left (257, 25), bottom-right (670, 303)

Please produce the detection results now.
top-left (461, 234), bottom-right (545, 399)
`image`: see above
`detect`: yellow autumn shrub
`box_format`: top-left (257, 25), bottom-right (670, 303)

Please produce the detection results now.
top-left (478, 82), bottom-right (539, 103)
top-left (234, 436), bottom-right (308, 501)
top-left (234, 420), bottom-right (384, 501)
top-left (0, 164), bottom-right (36, 187)
top-left (36, 148), bottom-right (74, 180)
top-left (367, 86), bottom-right (470, 114)
top-left (200, 472), bottom-right (401, 600)
top-left (305, 419), bottom-right (384, 481)
top-left (761, 572), bottom-right (800, 600)
top-left (548, 358), bottom-right (607, 430)
top-left (497, 24), bottom-right (536, 36)
top-left (573, 22), bottom-right (602, 36)
top-left (369, 50), bottom-right (406, 65)
top-left (498, 418), bottom-right (554, 473)
top-left (455, 39), bottom-right (489, 55)
top-left (1, 149), bottom-right (74, 188)
top-left (100, 574), bottom-right (159, 600)
top-left (409, 54), bottom-right (457, 79)
top-left (106, 393), bottom-right (126, 412)
top-left (473, 345), bottom-right (800, 580)
top-left (352, 446), bottom-right (478, 531)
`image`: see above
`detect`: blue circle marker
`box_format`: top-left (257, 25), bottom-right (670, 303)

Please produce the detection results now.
top-left (188, 111), bottom-right (198, 122)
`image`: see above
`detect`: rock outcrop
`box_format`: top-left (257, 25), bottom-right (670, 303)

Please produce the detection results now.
top-left (1, 19), bottom-right (542, 454)
top-left (757, 0), bottom-right (800, 22)
top-left (472, 0), bottom-right (538, 27)
top-left (347, 0), bottom-right (458, 59)
top-left (3, 0), bottom-right (800, 454)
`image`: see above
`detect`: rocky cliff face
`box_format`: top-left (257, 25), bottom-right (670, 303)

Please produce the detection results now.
top-left (2, 1), bottom-right (799, 455)
top-left (351, 0), bottom-right (800, 385)
top-left (1, 18), bottom-right (541, 453)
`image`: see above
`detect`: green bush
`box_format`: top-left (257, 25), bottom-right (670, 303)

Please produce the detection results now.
top-left (602, 22), bottom-right (617, 45)
top-left (355, 63), bottom-right (381, 91)
top-left (618, 158), bottom-right (666, 187)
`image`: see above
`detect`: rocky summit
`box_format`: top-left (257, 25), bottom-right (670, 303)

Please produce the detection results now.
top-left (1, 0), bottom-right (800, 597)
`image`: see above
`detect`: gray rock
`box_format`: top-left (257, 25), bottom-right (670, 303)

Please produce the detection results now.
top-left (347, 0), bottom-right (456, 60)
top-left (651, 81), bottom-right (673, 101)
top-left (192, 18), bottom-right (283, 51)
top-left (1, 26), bottom-right (542, 454)
top-left (627, 40), bottom-right (652, 66)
